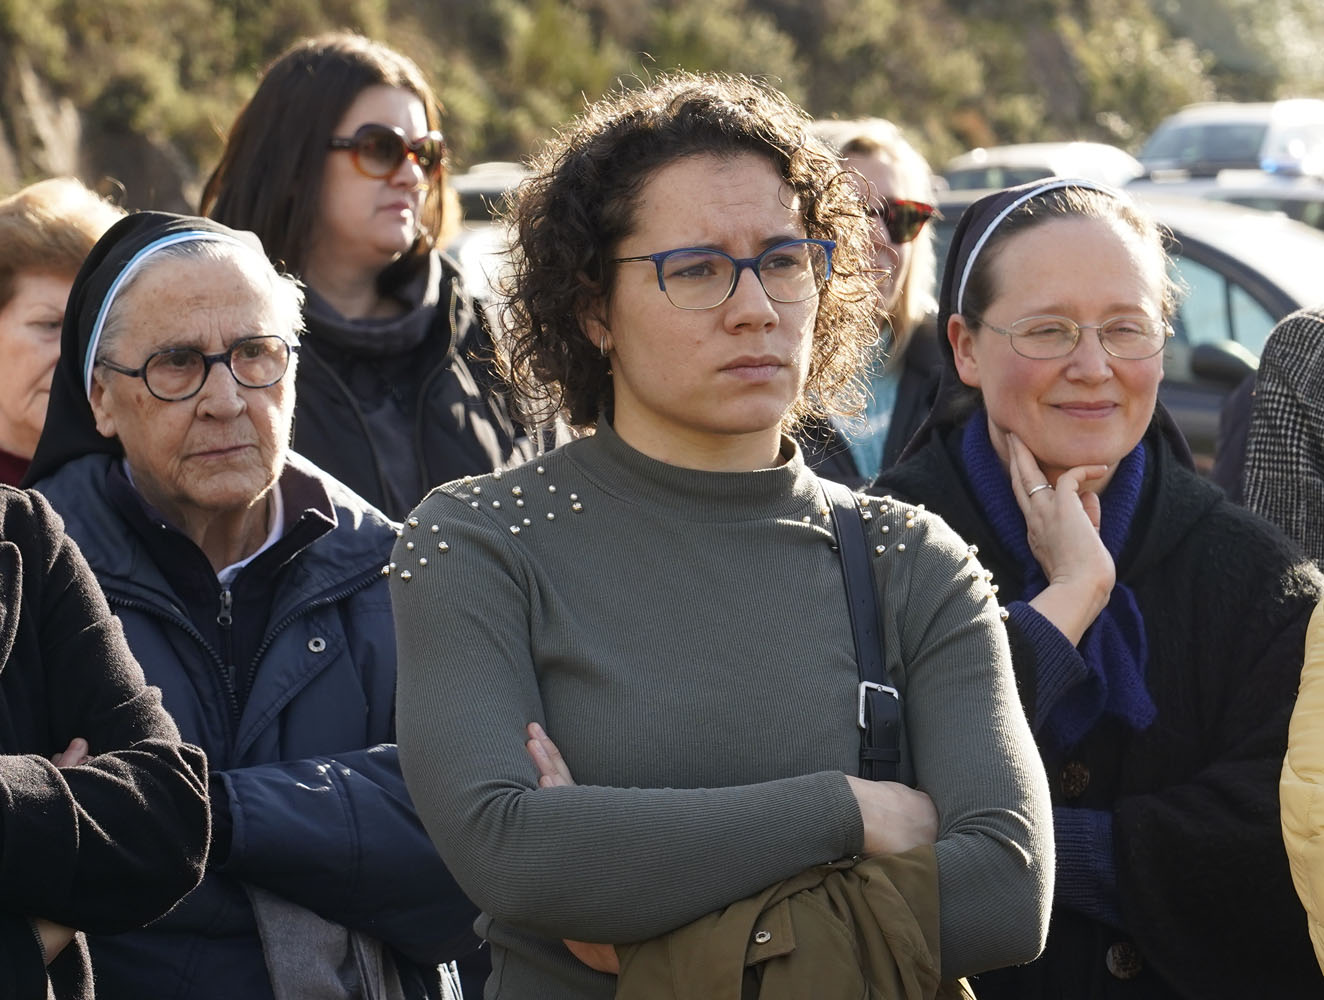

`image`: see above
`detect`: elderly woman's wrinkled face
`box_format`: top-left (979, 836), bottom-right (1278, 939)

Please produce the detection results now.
top-left (0, 271), bottom-right (72, 458)
top-left (89, 253), bottom-right (296, 527)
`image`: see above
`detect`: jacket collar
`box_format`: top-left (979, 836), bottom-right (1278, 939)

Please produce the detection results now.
top-left (33, 452), bottom-right (396, 610)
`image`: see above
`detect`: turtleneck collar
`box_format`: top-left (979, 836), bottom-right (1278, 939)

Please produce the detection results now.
top-left (303, 251), bottom-right (441, 358)
top-left (564, 420), bottom-right (822, 523)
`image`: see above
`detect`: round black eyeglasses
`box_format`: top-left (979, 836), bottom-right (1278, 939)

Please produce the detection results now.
top-left (97, 335), bottom-right (296, 402)
top-left (610, 239), bottom-right (835, 310)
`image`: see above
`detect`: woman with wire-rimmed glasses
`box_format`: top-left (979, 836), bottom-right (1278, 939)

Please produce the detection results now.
top-left (26, 212), bottom-right (480, 1000)
top-left (388, 71), bottom-right (1052, 1000)
top-left (878, 178), bottom-right (1324, 998)
top-left (200, 32), bottom-right (528, 522)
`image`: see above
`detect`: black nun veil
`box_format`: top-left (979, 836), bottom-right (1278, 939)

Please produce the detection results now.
top-left (25, 212), bottom-right (264, 486)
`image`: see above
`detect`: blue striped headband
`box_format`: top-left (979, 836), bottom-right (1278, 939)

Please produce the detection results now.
top-left (82, 230), bottom-right (257, 398)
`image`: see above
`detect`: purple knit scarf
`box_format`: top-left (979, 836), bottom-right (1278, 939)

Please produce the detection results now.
top-left (961, 414), bottom-right (1157, 750)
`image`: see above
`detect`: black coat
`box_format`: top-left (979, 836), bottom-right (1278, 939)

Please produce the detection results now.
top-left (878, 422), bottom-right (1323, 998)
top-left (0, 486), bottom-right (209, 1000)
top-left (798, 317), bottom-right (944, 489)
top-left (291, 253), bottom-right (529, 520)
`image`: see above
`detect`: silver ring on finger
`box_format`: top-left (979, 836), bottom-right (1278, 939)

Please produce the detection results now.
top-left (1027, 482), bottom-right (1054, 498)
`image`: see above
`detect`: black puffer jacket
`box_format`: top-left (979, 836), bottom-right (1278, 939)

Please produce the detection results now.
top-left (292, 251), bottom-right (529, 520)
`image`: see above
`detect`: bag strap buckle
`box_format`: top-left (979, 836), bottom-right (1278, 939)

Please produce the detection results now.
top-left (857, 681), bottom-right (900, 730)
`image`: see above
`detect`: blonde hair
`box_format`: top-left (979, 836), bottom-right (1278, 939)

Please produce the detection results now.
top-left (0, 178), bottom-right (124, 309)
top-left (813, 119), bottom-right (938, 350)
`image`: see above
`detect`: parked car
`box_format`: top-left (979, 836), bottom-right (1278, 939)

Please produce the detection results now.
top-left (933, 188), bottom-right (1324, 470)
top-left (450, 160), bottom-right (529, 225)
top-left (1129, 168), bottom-right (1324, 233)
top-left (446, 161), bottom-right (529, 299)
top-left (1210, 181), bottom-right (1324, 231)
top-left (1137, 99), bottom-right (1324, 179)
top-left (942, 142), bottom-right (1143, 191)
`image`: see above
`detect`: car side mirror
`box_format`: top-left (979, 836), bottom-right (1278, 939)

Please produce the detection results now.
top-left (1190, 340), bottom-right (1258, 388)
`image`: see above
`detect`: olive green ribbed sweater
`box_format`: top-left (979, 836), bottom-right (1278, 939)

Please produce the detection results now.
top-left (391, 422), bottom-right (1051, 999)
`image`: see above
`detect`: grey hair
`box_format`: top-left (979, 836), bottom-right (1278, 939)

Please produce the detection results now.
top-left (95, 239), bottom-right (306, 364)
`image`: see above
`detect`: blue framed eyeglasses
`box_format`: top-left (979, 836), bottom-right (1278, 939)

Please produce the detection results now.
top-left (610, 238), bottom-right (835, 310)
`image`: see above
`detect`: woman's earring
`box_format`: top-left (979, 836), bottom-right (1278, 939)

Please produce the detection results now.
top-left (599, 338), bottom-right (609, 358)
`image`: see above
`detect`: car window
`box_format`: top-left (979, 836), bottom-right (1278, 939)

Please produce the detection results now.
top-left (944, 166), bottom-right (1054, 190)
top-left (1220, 194), bottom-right (1324, 231)
top-left (1142, 123), bottom-right (1269, 166)
top-left (457, 189), bottom-right (505, 223)
top-left (1168, 254), bottom-right (1275, 356)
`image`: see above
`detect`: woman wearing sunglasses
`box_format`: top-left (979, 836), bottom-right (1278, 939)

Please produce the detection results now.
top-left (389, 72), bottom-right (1051, 999)
top-left (877, 179), bottom-right (1324, 997)
top-left (201, 32), bottom-right (527, 521)
top-left (799, 118), bottom-right (943, 487)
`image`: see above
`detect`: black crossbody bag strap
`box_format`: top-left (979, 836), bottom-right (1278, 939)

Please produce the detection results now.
top-left (821, 479), bottom-right (903, 783)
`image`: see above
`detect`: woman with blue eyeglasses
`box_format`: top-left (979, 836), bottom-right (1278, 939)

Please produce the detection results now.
top-left (389, 72), bottom-right (1052, 1000)
top-left (877, 179), bottom-right (1324, 998)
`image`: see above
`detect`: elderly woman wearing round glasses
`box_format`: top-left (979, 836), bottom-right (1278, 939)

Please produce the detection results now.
top-left (201, 32), bottom-right (528, 521)
top-left (27, 212), bottom-right (479, 1000)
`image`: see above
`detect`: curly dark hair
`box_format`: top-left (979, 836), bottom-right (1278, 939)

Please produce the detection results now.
top-left (500, 71), bottom-right (879, 430)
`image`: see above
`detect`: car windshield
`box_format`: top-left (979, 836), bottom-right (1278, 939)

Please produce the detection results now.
top-left (1140, 122), bottom-right (1269, 168)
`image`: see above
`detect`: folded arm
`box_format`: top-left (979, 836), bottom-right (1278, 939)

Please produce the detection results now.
top-left (0, 492), bottom-right (210, 934)
top-left (212, 744), bottom-right (479, 965)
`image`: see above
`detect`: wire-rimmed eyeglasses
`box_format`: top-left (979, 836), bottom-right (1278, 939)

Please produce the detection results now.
top-left (610, 238), bottom-right (835, 310)
top-left (976, 314), bottom-right (1172, 360)
top-left (97, 335), bottom-right (297, 401)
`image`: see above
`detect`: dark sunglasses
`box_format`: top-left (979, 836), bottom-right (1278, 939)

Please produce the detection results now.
top-left (865, 198), bottom-right (939, 244)
top-left (327, 123), bottom-right (445, 180)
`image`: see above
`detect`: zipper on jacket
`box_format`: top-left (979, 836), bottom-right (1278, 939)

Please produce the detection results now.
top-left (108, 593), bottom-right (244, 735)
top-left (217, 587), bottom-right (236, 693)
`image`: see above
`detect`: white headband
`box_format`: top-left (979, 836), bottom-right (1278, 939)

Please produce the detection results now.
top-left (954, 177), bottom-right (1123, 316)
top-left (83, 230), bottom-right (256, 398)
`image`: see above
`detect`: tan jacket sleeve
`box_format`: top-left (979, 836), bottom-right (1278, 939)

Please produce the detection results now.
top-left (1282, 596), bottom-right (1324, 973)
